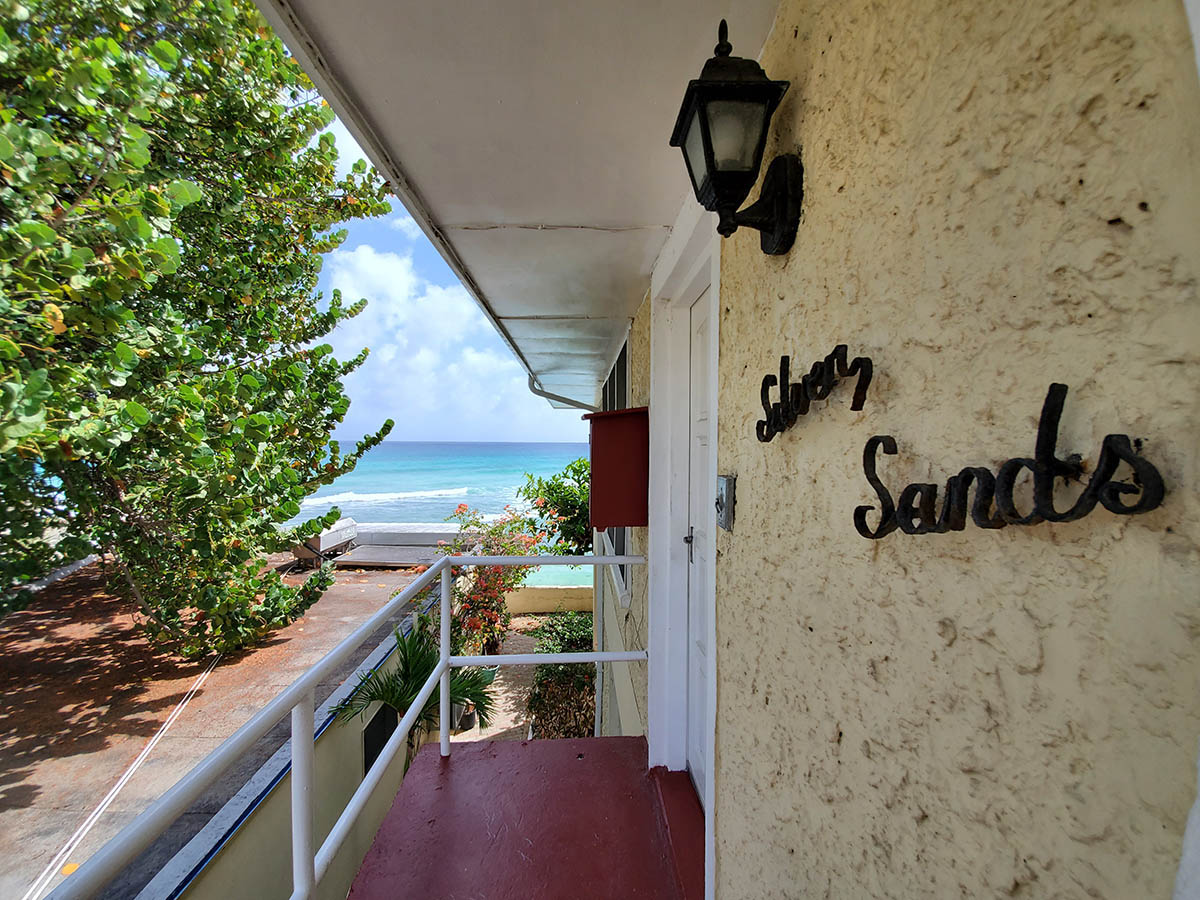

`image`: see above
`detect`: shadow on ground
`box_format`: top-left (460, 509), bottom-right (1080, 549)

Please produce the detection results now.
top-left (0, 565), bottom-right (211, 811)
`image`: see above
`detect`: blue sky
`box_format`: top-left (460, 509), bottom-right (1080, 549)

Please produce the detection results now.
top-left (317, 120), bottom-right (588, 445)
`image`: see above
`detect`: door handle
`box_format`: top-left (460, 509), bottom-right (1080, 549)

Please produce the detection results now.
top-left (683, 526), bottom-right (694, 563)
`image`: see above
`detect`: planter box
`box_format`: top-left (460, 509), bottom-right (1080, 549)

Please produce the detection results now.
top-left (583, 407), bottom-right (649, 529)
top-left (292, 517), bottom-right (357, 563)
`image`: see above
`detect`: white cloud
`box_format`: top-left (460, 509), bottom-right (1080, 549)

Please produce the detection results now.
top-left (388, 214), bottom-right (423, 240)
top-left (320, 244), bottom-right (588, 443)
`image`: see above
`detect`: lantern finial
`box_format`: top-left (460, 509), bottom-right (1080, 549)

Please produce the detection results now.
top-left (715, 20), bottom-right (732, 57)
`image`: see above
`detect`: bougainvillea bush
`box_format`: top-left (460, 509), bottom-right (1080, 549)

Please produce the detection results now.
top-left (0, 0), bottom-right (393, 655)
top-left (435, 503), bottom-right (539, 656)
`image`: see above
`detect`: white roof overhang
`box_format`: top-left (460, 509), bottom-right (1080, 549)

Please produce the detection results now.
top-left (256, 0), bottom-right (780, 408)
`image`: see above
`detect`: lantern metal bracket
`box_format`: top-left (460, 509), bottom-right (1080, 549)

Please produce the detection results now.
top-left (717, 153), bottom-right (803, 255)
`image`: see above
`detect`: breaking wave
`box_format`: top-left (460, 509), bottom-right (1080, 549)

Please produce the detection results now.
top-left (302, 487), bottom-right (469, 506)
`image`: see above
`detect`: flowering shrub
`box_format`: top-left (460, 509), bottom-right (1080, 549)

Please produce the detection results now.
top-left (439, 504), bottom-right (539, 655)
top-left (517, 458), bottom-right (590, 555)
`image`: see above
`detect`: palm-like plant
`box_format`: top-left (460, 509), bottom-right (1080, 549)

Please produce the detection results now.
top-left (335, 618), bottom-right (496, 767)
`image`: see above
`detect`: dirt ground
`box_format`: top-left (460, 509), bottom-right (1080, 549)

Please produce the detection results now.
top-left (0, 558), bottom-right (418, 900)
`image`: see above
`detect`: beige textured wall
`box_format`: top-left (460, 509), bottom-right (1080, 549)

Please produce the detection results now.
top-left (504, 585), bottom-right (592, 614)
top-left (713, 1), bottom-right (1200, 897)
top-left (184, 702), bottom-right (411, 900)
top-left (622, 292), bottom-right (652, 720)
top-left (600, 292), bottom-right (652, 734)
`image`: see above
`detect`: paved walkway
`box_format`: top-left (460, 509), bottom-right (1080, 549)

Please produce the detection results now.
top-left (0, 559), bottom-right (417, 899)
top-left (450, 615), bottom-right (544, 743)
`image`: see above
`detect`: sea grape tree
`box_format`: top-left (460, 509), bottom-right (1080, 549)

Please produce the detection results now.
top-left (0, 0), bottom-right (394, 655)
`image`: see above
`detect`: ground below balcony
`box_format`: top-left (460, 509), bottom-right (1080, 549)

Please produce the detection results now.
top-left (350, 736), bottom-right (703, 900)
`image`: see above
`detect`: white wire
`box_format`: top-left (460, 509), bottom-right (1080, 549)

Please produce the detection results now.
top-left (21, 653), bottom-right (223, 900)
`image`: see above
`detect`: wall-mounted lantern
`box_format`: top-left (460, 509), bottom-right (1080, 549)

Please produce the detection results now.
top-left (669, 20), bottom-right (802, 255)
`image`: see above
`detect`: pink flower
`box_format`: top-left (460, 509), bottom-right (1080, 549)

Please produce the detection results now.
top-left (454, 503), bottom-right (469, 515)
top-left (534, 497), bottom-right (545, 508)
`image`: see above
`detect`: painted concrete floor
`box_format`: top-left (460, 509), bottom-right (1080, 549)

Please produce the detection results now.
top-left (0, 559), bottom-right (417, 899)
top-left (350, 737), bottom-right (698, 900)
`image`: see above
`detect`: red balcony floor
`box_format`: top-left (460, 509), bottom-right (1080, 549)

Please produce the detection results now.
top-left (349, 736), bottom-right (701, 900)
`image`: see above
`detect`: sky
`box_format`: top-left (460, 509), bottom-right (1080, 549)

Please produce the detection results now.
top-left (315, 119), bottom-right (588, 445)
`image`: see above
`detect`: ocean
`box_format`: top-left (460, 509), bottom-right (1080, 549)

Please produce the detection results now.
top-left (294, 441), bottom-right (592, 585)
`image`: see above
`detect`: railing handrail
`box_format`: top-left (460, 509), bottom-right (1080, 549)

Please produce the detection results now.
top-left (50, 552), bottom-right (645, 900)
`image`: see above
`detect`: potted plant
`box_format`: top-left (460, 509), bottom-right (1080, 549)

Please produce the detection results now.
top-left (335, 616), bottom-right (496, 768)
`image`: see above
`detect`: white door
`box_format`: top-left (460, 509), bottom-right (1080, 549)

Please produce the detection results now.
top-left (686, 287), bottom-right (712, 800)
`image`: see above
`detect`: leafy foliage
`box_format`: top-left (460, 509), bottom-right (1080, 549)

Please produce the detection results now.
top-left (529, 609), bottom-right (593, 683)
top-left (527, 610), bottom-right (595, 739)
top-left (517, 457), bottom-right (590, 555)
top-left (334, 617), bottom-right (496, 767)
top-left (0, 0), bottom-right (393, 652)
top-left (434, 503), bottom-right (537, 656)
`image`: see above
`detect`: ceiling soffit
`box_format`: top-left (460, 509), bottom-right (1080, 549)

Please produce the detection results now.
top-left (255, 0), bottom-right (780, 407)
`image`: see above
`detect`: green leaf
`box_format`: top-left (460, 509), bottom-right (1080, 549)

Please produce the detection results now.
top-left (27, 129), bottom-right (57, 157)
top-left (2, 410), bottom-right (45, 441)
top-left (166, 180), bottom-right (203, 206)
top-left (17, 222), bottom-right (56, 247)
top-left (0, 337), bottom-right (19, 359)
top-left (114, 341), bottom-right (137, 365)
top-left (148, 236), bottom-right (181, 274)
top-left (0, 133), bottom-right (13, 160)
top-left (123, 400), bottom-right (151, 426)
top-left (149, 40), bottom-right (180, 70)
top-left (120, 213), bottom-right (152, 241)
top-left (122, 127), bottom-right (152, 167)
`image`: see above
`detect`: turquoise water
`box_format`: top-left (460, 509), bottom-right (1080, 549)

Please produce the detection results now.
top-left (296, 441), bottom-right (592, 586)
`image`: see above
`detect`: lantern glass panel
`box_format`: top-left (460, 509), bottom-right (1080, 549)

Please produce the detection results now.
top-left (706, 99), bottom-right (767, 172)
top-left (683, 106), bottom-right (708, 195)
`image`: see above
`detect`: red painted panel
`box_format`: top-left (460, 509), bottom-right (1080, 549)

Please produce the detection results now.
top-left (584, 406), bottom-right (649, 529)
top-left (652, 767), bottom-right (705, 900)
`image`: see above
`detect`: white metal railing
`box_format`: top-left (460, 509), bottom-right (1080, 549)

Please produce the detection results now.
top-left (50, 552), bottom-right (645, 900)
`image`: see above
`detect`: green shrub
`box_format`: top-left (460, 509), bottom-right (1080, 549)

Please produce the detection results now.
top-left (518, 457), bottom-right (590, 555)
top-left (527, 611), bottom-right (594, 739)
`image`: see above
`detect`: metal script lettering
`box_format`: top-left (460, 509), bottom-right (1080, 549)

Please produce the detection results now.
top-left (756, 345), bottom-right (873, 442)
top-left (854, 383), bottom-right (1165, 539)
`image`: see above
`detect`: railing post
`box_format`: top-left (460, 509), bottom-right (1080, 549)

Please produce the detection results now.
top-left (290, 692), bottom-right (316, 900)
top-left (440, 565), bottom-right (452, 756)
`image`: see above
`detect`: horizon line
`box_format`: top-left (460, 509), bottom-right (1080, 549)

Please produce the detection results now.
top-left (369, 438), bottom-right (589, 445)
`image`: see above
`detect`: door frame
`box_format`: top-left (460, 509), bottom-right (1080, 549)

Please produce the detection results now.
top-left (647, 199), bottom-right (719, 899)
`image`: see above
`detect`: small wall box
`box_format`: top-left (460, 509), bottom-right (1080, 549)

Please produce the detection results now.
top-left (583, 407), bottom-right (649, 530)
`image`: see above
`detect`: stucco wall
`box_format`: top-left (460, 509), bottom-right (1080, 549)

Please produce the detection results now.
top-left (505, 585), bottom-right (592, 614)
top-left (180, 700), bottom-right (413, 900)
top-left (713, 1), bottom-right (1200, 897)
top-left (622, 293), bottom-right (652, 722)
top-left (600, 292), bottom-right (652, 735)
